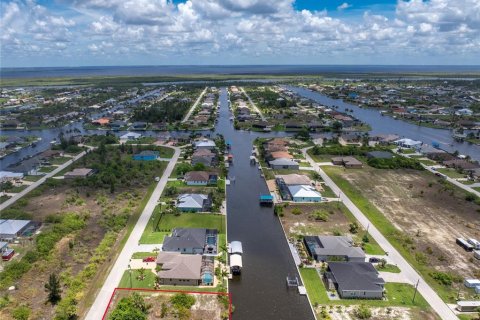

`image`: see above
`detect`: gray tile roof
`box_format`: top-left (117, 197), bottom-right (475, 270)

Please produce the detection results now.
top-left (328, 262), bottom-right (385, 292)
top-left (163, 228), bottom-right (207, 252)
top-left (305, 236), bottom-right (365, 260)
top-left (156, 252), bottom-right (202, 280)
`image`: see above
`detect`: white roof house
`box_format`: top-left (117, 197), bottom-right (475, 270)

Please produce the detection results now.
top-left (0, 219), bottom-right (32, 239)
top-left (0, 171), bottom-right (24, 182)
top-left (194, 139), bottom-right (216, 149)
top-left (176, 194), bottom-right (208, 211)
top-left (288, 185), bottom-right (322, 202)
top-left (394, 138), bottom-right (422, 148)
top-left (455, 108), bottom-right (473, 116)
top-left (120, 132), bottom-right (142, 140)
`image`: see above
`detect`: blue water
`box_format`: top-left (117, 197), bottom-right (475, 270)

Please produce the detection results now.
top-left (2, 65), bottom-right (480, 79)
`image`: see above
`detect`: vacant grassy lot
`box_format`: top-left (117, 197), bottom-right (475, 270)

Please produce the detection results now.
top-left (140, 212), bottom-right (226, 244)
top-left (436, 168), bottom-right (467, 179)
top-left (322, 165), bottom-right (480, 302)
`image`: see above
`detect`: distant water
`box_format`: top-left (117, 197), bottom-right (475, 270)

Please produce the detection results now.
top-left (1, 65), bottom-right (480, 79)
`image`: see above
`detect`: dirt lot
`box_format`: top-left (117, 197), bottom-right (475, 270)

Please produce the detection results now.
top-left (280, 202), bottom-right (355, 238)
top-left (333, 167), bottom-right (480, 278)
top-left (0, 184), bottom-right (144, 320)
top-left (109, 291), bottom-right (228, 320)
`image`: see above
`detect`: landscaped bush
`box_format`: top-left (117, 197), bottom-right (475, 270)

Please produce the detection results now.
top-left (429, 271), bottom-right (462, 286)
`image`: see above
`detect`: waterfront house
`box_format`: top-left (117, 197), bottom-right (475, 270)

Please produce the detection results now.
top-left (156, 252), bottom-right (202, 286)
top-left (184, 171), bottom-right (218, 186)
top-left (120, 132), bottom-right (142, 140)
top-left (176, 193), bottom-right (211, 212)
top-left (162, 228), bottom-right (217, 255)
top-left (133, 150), bottom-right (159, 161)
top-left (269, 158), bottom-right (299, 170)
top-left (394, 138), bottom-right (422, 149)
top-left (304, 236), bottom-right (365, 262)
top-left (324, 262), bottom-right (385, 299)
top-left (194, 138), bottom-right (216, 150)
top-left (287, 185), bottom-right (322, 202)
top-left (191, 149), bottom-right (216, 167)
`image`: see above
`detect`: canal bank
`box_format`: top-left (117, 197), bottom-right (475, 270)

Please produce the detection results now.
top-left (214, 87), bottom-right (314, 320)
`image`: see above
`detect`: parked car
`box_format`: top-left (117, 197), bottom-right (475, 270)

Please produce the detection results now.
top-left (142, 256), bottom-right (156, 262)
top-left (369, 257), bottom-right (380, 263)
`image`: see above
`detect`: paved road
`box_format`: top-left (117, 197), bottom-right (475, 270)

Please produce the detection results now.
top-left (85, 146), bottom-right (180, 320)
top-left (240, 87), bottom-right (266, 122)
top-left (0, 149), bottom-right (91, 211)
top-left (303, 148), bottom-right (458, 320)
top-left (181, 87), bottom-right (208, 123)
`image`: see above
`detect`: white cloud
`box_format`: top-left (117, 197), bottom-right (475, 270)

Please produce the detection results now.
top-left (337, 3), bottom-right (351, 11)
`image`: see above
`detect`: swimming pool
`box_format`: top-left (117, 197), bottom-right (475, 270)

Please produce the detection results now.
top-left (206, 235), bottom-right (216, 245)
top-left (202, 272), bottom-right (214, 285)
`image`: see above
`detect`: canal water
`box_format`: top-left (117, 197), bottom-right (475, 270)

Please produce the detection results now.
top-left (214, 87), bottom-right (314, 320)
top-left (287, 86), bottom-right (480, 161)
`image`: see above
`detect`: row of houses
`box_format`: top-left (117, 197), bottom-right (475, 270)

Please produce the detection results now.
top-left (304, 235), bottom-right (385, 299)
top-left (263, 138), bottom-right (300, 170)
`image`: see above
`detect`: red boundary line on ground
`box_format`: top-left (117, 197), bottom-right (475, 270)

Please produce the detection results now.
top-left (102, 287), bottom-right (232, 320)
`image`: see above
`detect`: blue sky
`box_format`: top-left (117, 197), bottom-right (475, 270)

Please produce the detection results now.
top-left (1, 0), bottom-right (479, 67)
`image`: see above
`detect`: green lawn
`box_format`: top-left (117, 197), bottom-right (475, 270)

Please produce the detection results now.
top-left (23, 175), bottom-right (43, 182)
top-left (132, 252), bottom-right (157, 259)
top-left (362, 242), bottom-right (385, 255)
top-left (140, 212), bottom-right (225, 244)
top-left (299, 267), bottom-right (429, 309)
top-left (418, 159), bottom-right (437, 166)
top-left (473, 187), bottom-right (480, 192)
top-left (321, 184), bottom-right (337, 198)
top-left (6, 185), bottom-right (28, 193)
top-left (436, 168), bottom-right (466, 179)
top-left (38, 166), bottom-right (56, 173)
top-left (49, 157), bottom-right (72, 165)
top-left (376, 264), bottom-right (401, 273)
top-left (322, 166), bottom-right (462, 303)
top-left (118, 269), bottom-right (224, 292)
top-left (307, 151), bottom-right (334, 163)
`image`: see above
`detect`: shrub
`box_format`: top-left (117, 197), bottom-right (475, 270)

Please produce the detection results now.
top-left (12, 305), bottom-right (31, 320)
top-left (170, 293), bottom-right (195, 310)
top-left (291, 208), bottom-right (302, 215)
top-left (354, 304), bottom-right (372, 319)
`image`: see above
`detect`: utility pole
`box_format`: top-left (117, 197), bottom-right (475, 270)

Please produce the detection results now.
top-left (412, 279), bottom-right (420, 303)
top-left (128, 264), bottom-right (132, 288)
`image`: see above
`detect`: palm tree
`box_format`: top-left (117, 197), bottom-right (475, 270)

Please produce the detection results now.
top-left (137, 267), bottom-right (146, 281)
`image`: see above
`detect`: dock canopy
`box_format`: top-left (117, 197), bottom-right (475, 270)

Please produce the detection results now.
top-left (229, 241), bottom-right (243, 255)
top-left (259, 195), bottom-right (274, 202)
top-left (230, 254), bottom-right (243, 268)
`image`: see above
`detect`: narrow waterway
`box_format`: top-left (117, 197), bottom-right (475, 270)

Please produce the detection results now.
top-left (287, 86), bottom-right (480, 161)
top-left (214, 87), bottom-right (314, 320)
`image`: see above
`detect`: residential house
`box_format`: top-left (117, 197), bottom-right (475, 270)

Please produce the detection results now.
top-left (191, 149), bottom-right (216, 167)
top-left (64, 168), bottom-right (94, 179)
top-left (184, 171), bottom-right (218, 186)
top-left (156, 252), bottom-right (202, 286)
top-left (443, 159), bottom-right (480, 171)
top-left (269, 151), bottom-right (294, 160)
top-left (394, 138), bottom-right (422, 149)
top-left (176, 193), bottom-right (211, 212)
top-left (133, 150), bottom-right (159, 161)
top-left (194, 138), bottom-right (216, 150)
top-left (331, 156), bottom-right (363, 168)
top-left (324, 262), bottom-right (385, 299)
top-left (0, 171), bottom-right (24, 182)
top-left (287, 185), bottom-right (322, 202)
top-left (131, 122), bottom-right (147, 130)
top-left (0, 219), bottom-right (35, 240)
top-left (163, 228), bottom-right (217, 255)
top-left (269, 158), bottom-right (299, 170)
top-left (304, 236), bottom-right (365, 262)
top-left (120, 132), bottom-right (142, 140)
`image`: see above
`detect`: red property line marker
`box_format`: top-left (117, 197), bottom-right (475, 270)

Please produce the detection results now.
top-left (102, 287), bottom-right (232, 320)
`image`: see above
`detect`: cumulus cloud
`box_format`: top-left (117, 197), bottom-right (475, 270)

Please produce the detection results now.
top-left (1, 0), bottom-right (479, 66)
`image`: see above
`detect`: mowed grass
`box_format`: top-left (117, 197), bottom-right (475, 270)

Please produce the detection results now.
top-left (436, 168), bottom-right (466, 179)
top-left (321, 166), bottom-right (459, 302)
top-left (299, 267), bottom-right (430, 309)
top-left (376, 264), bottom-right (401, 273)
top-left (140, 211), bottom-right (226, 244)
